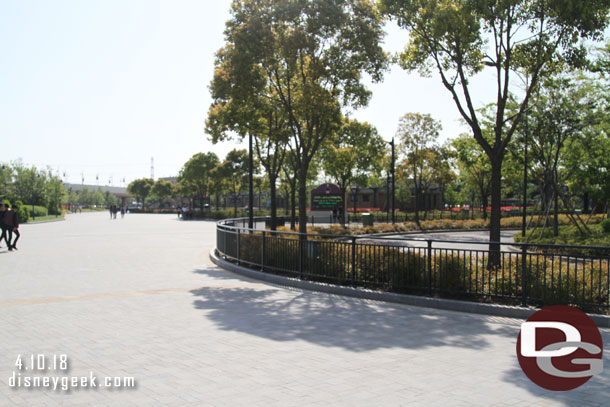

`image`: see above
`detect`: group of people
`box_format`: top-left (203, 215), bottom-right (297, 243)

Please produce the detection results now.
top-left (1, 203), bottom-right (20, 251)
top-left (179, 207), bottom-right (193, 220)
top-left (109, 205), bottom-right (126, 219)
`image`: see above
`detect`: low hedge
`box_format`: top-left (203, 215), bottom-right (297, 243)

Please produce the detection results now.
top-left (230, 232), bottom-right (610, 313)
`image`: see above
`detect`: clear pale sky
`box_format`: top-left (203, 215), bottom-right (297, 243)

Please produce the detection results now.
top-left (1, 0), bottom-right (501, 186)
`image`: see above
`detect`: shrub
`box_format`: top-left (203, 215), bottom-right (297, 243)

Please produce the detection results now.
top-left (433, 253), bottom-right (471, 295)
top-left (15, 201), bottom-right (30, 223)
top-left (26, 205), bottom-right (47, 217)
top-left (238, 233), bottom-right (264, 266)
top-left (601, 218), bottom-right (610, 234)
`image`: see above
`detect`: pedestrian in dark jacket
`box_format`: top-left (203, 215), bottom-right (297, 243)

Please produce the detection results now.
top-left (4, 204), bottom-right (20, 251)
top-left (0, 203), bottom-right (7, 248)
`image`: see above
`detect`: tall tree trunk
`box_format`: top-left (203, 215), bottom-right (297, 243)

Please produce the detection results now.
top-left (297, 167), bottom-right (308, 236)
top-left (583, 192), bottom-right (590, 215)
top-left (423, 192), bottom-right (428, 220)
top-left (471, 192), bottom-right (475, 220)
top-left (269, 174), bottom-right (278, 231)
top-left (488, 159), bottom-right (502, 268)
top-left (290, 183), bottom-right (296, 230)
top-left (414, 186), bottom-right (420, 224)
top-left (553, 188), bottom-right (559, 237)
top-left (482, 194), bottom-right (488, 221)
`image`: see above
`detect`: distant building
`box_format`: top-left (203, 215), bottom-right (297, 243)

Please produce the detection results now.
top-left (349, 184), bottom-right (444, 212)
top-left (64, 183), bottom-right (131, 207)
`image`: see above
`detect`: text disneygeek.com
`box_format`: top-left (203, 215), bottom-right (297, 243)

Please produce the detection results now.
top-left (8, 354), bottom-right (136, 391)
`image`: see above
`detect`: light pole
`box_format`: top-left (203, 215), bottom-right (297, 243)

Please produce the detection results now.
top-left (386, 174), bottom-right (390, 223)
top-left (351, 184), bottom-right (358, 218)
top-left (522, 93), bottom-right (529, 237)
top-left (389, 138), bottom-right (396, 224)
top-left (248, 132), bottom-right (254, 229)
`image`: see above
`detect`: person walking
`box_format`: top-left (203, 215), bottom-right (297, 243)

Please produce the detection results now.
top-left (9, 204), bottom-right (20, 250)
top-left (0, 203), bottom-right (7, 249)
top-left (3, 204), bottom-right (19, 251)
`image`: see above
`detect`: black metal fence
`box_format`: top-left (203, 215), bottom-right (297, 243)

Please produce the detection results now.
top-left (216, 217), bottom-right (610, 314)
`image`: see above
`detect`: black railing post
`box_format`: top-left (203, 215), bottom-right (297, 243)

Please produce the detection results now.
top-left (223, 227), bottom-right (227, 257)
top-left (261, 231), bottom-right (266, 271)
top-left (521, 245), bottom-right (528, 307)
top-left (351, 237), bottom-right (357, 286)
top-left (427, 240), bottom-right (433, 296)
top-left (237, 228), bottom-right (241, 265)
top-left (298, 237), bottom-right (303, 280)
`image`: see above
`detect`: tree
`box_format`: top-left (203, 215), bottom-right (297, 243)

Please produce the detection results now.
top-left (127, 178), bottom-right (154, 209)
top-left (214, 0), bottom-right (387, 236)
top-left (396, 113), bottom-right (452, 223)
top-left (0, 164), bottom-right (15, 202)
top-left (209, 166), bottom-right (227, 210)
top-left (380, 0), bottom-right (610, 265)
top-left (322, 118), bottom-right (385, 224)
top-left (522, 74), bottom-right (600, 236)
top-left (452, 133), bottom-right (492, 220)
top-left (79, 187), bottom-right (92, 207)
top-left (92, 188), bottom-right (105, 207)
top-left (280, 150), bottom-right (299, 230)
top-left (151, 179), bottom-right (175, 209)
top-left (178, 153), bottom-right (219, 213)
top-left (104, 191), bottom-right (118, 208)
top-left (217, 149), bottom-right (250, 217)
top-left (13, 164), bottom-right (47, 216)
top-left (576, 44), bottom-right (610, 217)
top-left (45, 174), bottom-right (66, 215)
top-left (208, 46), bottom-right (290, 229)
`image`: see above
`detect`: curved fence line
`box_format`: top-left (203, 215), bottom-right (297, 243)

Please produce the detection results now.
top-left (215, 217), bottom-right (610, 314)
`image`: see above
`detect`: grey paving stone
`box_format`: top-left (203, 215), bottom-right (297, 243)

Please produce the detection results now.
top-left (0, 212), bottom-right (608, 406)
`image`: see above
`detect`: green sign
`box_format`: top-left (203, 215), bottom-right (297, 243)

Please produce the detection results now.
top-left (312, 194), bottom-right (343, 210)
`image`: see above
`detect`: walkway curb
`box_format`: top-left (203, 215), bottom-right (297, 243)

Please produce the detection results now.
top-left (23, 217), bottom-right (66, 225)
top-left (210, 250), bottom-right (610, 329)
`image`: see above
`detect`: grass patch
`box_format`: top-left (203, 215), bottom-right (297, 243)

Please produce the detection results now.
top-left (514, 223), bottom-right (610, 256)
top-left (25, 214), bottom-right (65, 223)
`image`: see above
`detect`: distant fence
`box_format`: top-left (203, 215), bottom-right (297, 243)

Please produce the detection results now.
top-left (216, 217), bottom-right (610, 314)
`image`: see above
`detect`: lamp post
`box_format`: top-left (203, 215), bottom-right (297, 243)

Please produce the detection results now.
top-left (248, 132), bottom-right (254, 230)
top-left (351, 184), bottom-right (358, 217)
top-left (522, 95), bottom-right (529, 238)
top-left (386, 174), bottom-right (390, 223)
top-left (389, 138), bottom-right (396, 224)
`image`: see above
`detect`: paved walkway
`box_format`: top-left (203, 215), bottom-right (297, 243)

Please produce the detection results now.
top-left (0, 212), bottom-right (608, 406)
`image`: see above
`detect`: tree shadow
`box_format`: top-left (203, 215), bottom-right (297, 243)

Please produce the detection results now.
top-left (500, 343), bottom-right (610, 405)
top-left (189, 269), bottom-right (518, 352)
top-left (191, 266), bottom-right (610, 404)
top-left (193, 267), bottom-right (260, 282)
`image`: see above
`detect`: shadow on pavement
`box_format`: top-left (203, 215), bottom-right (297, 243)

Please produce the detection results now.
top-left (190, 267), bottom-right (517, 353)
top-left (190, 267), bottom-right (610, 406)
top-left (501, 355), bottom-right (610, 404)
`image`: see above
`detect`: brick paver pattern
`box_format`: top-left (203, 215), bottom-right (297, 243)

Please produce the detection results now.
top-left (0, 212), bottom-right (609, 406)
